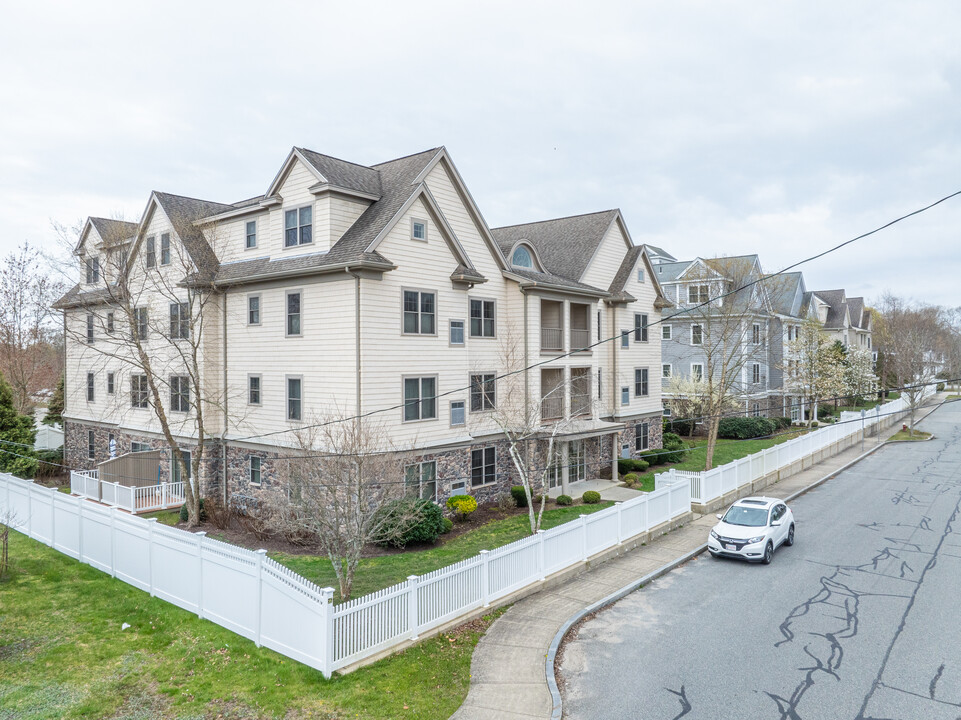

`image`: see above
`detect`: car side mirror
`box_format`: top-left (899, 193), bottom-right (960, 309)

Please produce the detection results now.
top-left (716, 514), bottom-right (723, 520)
top-left (771, 520), bottom-right (782, 527)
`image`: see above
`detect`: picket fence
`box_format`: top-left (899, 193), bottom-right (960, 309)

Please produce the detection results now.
top-left (0, 468), bottom-right (690, 677)
top-left (683, 395), bottom-right (909, 504)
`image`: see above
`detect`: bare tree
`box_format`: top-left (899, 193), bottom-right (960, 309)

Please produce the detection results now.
top-left (782, 319), bottom-right (847, 426)
top-left (0, 242), bottom-right (65, 413)
top-left (670, 257), bottom-right (781, 469)
top-left (0, 507), bottom-right (18, 580)
top-left (59, 216), bottom-right (232, 527)
top-left (874, 294), bottom-right (947, 433)
top-left (664, 373), bottom-right (739, 439)
top-left (276, 416), bottom-right (415, 601)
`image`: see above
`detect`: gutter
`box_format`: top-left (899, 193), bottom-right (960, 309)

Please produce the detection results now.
top-left (203, 260), bottom-right (398, 290)
top-left (222, 291), bottom-right (228, 506)
top-left (346, 268), bottom-right (363, 417)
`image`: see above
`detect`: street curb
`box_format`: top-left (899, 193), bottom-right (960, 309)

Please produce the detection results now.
top-left (545, 403), bottom-right (944, 719)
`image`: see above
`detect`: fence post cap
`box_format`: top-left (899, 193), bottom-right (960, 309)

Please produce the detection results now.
top-left (479, 549), bottom-right (489, 555)
top-left (256, 548), bottom-right (267, 555)
top-left (320, 587), bottom-right (335, 602)
top-left (615, 501), bottom-right (623, 506)
top-left (147, 517), bottom-right (159, 523)
top-left (194, 531), bottom-right (207, 537)
top-left (536, 528), bottom-right (546, 534)
top-left (407, 574), bottom-right (418, 582)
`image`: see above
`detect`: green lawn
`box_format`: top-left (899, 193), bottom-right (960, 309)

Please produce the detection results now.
top-left (272, 501), bottom-right (614, 603)
top-left (632, 429), bottom-right (809, 491)
top-left (889, 429), bottom-right (933, 442)
top-left (0, 531), bottom-right (505, 720)
top-left (823, 392), bottom-right (901, 418)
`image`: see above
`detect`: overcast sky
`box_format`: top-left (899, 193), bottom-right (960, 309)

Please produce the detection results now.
top-left (1, 1), bottom-right (958, 307)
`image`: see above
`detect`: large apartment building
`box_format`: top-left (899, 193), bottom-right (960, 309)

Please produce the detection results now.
top-left (56, 146), bottom-right (669, 502)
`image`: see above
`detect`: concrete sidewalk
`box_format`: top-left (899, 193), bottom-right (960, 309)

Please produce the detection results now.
top-left (450, 405), bottom-right (940, 720)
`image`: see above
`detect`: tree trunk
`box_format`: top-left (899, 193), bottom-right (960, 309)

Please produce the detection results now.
top-left (704, 417), bottom-right (720, 471)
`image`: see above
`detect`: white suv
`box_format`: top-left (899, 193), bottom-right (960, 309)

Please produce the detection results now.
top-left (707, 497), bottom-right (795, 564)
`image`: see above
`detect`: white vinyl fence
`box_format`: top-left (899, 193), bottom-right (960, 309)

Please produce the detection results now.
top-left (0, 469), bottom-right (691, 676)
top-left (683, 395), bottom-right (909, 505)
top-left (70, 469), bottom-right (185, 514)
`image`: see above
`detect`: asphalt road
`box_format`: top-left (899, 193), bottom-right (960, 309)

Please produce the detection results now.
top-left (560, 402), bottom-right (961, 720)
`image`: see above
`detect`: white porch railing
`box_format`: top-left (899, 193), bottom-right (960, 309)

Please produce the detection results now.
top-left (69, 471), bottom-right (185, 514)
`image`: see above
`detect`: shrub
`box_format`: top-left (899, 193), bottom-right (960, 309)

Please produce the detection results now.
top-left (717, 417), bottom-right (776, 440)
top-left (204, 496), bottom-right (233, 531)
top-left (582, 490), bottom-right (601, 504)
top-left (774, 417), bottom-right (792, 429)
top-left (511, 485), bottom-right (528, 508)
top-left (617, 458), bottom-right (649, 474)
top-left (810, 421), bottom-right (819, 428)
top-left (180, 498), bottom-right (206, 523)
top-left (441, 517), bottom-right (454, 534)
top-left (446, 494), bottom-right (478, 520)
top-left (556, 494), bottom-right (573, 506)
top-left (495, 492), bottom-right (514, 512)
top-left (937, 382), bottom-right (946, 392)
top-left (817, 404), bottom-right (834, 420)
top-left (623, 473), bottom-right (639, 487)
top-left (659, 433), bottom-right (689, 464)
top-left (34, 448), bottom-right (63, 480)
top-left (664, 417), bottom-right (695, 436)
top-left (375, 497), bottom-right (445, 548)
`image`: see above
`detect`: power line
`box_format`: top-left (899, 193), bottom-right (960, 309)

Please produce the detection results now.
top-left (229, 190), bottom-right (961, 443)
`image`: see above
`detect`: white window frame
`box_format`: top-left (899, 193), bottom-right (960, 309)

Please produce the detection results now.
top-left (411, 217), bottom-right (428, 242)
top-left (403, 375), bottom-right (438, 422)
top-left (752, 323), bottom-right (761, 345)
top-left (688, 284), bottom-right (709, 304)
top-left (249, 455), bottom-right (262, 487)
top-left (172, 449), bottom-right (192, 484)
top-left (621, 330), bottom-right (629, 349)
top-left (634, 313), bottom-right (648, 342)
top-left (169, 302), bottom-right (189, 340)
top-left (135, 307), bottom-right (149, 341)
top-left (145, 236), bottom-right (156, 269)
top-left (404, 460), bottom-right (437, 501)
top-left (107, 372), bottom-right (115, 395)
top-left (752, 363), bottom-right (761, 384)
top-left (621, 386), bottom-right (630, 406)
top-left (286, 290), bottom-right (303, 337)
top-left (106, 312), bottom-right (114, 334)
top-left (286, 375), bottom-right (303, 421)
top-left (85, 257), bottom-right (100, 284)
top-left (691, 363), bottom-right (704, 382)
top-left (245, 219), bottom-right (258, 250)
top-left (86, 314), bottom-right (95, 343)
top-left (469, 373), bottom-right (496, 412)
top-left (87, 430), bottom-right (95, 460)
top-left (635, 421), bottom-right (650, 452)
top-left (662, 324), bottom-right (672, 340)
top-left (284, 205), bottom-right (313, 247)
top-left (637, 268), bottom-right (645, 283)
top-left (247, 294), bottom-right (261, 326)
top-left (160, 233), bottom-right (171, 266)
top-left (691, 324), bottom-right (703, 345)
top-left (248, 374), bottom-right (262, 406)
top-left (170, 375), bottom-right (190, 413)
top-left (662, 364), bottom-right (672, 378)
top-left (634, 367), bottom-right (649, 397)
top-left (131, 374), bottom-right (149, 408)
top-left (86, 372), bottom-right (95, 402)
top-left (470, 447), bottom-right (497, 488)
top-left (449, 319), bottom-right (465, 346)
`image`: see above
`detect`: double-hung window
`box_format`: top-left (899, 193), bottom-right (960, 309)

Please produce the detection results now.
top-left (135, 307), bottom-right (149, 340)
top-left (284, 206), bottom-right (312, 246)
top-left (449, 319), bottom-right (465, 345)
top-left (621, 330), bottom-right (630, 348)
top-left (287, 377), bottom-right (302, 421)
top-left (107, 372), bottom-right (115, 395)
top-left (85, 257), bottom-right (100, 284)
top-left (469, 299), bottom-right (495, 337)
top-left (247, 295), bottom-right (260, 325)
top-left (131, 374), bottom-right (149, 408)
top-left (249, 456), bottom-right (262, 486)
top-left (170, 375), bottom-right (190, 412)
top-left (470, 374), bottom-right (496, 412)
top-left (662, 364), bottom-right (672, 378)
top-left (86, 314), bottom-right (95, 343)
top-left (688, 284), bottom-right (709, 303)
top-left (286, 291), bottom-right (302, 336)
top-left (634, 313), bottom-right (648, 342)
top-left (403, 290), bottom-right (436, 334)
top-left (160, 233), bottom-right (171, 265)
top-left (86, 372), bottom-right (95, 402)
top-left (248, 375), bottom-right (261, 405)
top-left (691, 364), bottom-right (704, 382)
top-left (450, 400), bottom-right (466, 426)
top-left (172, 449), bottom-right (192, 484)
top-left (691, 324), bottom-right (703, 345)
top-left (621, 386), bottom-right (630, 406)
top-left (635, 422), bottom-right (650, 451)
top-left (662, 325), bottom-right (672, 340)
top-left (169, 302), bottom-right (189, 339)
top-left (471, 447), bottom-right (496, 487)
top-left (403, 376), bottom-right (437, 421)
top-left (88, 430), bottom-right (95, 459)
top-left (145, 237), bottom-right (156, 268)
top-left (752, 363), bottom-right (761, 384)
top-left (245, 220), bottom-right (257, 249)
top-left (405, 460), bottom-right (437, 501)
top-left (634, 368), bottom-right (649, 397)
top-left (106, 312), bottom-right (115, 334)
top-left (752, 323), bottom-right (761, 345)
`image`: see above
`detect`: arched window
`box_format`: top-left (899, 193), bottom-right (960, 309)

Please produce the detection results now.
top-left (511, 245), bottom-right (533, 268)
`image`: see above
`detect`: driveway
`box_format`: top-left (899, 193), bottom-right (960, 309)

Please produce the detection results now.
top-left (559, 402), bottom-right (961, 720)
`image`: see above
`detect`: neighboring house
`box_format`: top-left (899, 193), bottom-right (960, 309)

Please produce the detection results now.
top-left (807, 289), bottom-right (873, 352)
top-left (767, 272), bottom-right (821, 421)
top-left (55, 146), bottom-right (668, 502)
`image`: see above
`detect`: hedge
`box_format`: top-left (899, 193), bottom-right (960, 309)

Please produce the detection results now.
top-left (717, 416), bottom-right (777, 440)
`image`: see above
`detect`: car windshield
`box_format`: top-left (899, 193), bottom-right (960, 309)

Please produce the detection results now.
top-left (722, 506), bottom-right (769, 527)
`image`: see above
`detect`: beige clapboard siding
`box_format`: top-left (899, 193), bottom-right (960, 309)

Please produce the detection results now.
top-left (580, 218), bottom-right (629, 291)
top-left (267, 161), bottom-right (322, 257)
top-left (223, 273), bottom-right (358, 443)
top-left (214, 212), bottom-right (271, 266)
top-left (329, 195), bottom-right (370, 244)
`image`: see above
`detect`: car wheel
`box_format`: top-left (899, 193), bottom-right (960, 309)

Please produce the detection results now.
top-left (786, 524), bottom-right (795, 547)
top-left (762, 542), bottom-right (773, 565)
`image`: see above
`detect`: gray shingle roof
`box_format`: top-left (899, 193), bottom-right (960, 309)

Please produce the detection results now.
top-left (847, 296), bottom-right (865, 329)
top-left (608, 245), bottom-right (644, 299)
top-left (506, 267), bottom-right (608, 295)
top-left (644, 244), bottom-right (676, 262)
top-left (766, 272), bottom-right (804, 317)
top-left (153, 192), bottom-right (233, 280)
top-left (491, 210), bottom-right (619, 282)
top-left (52, 284), bottom-right (114, 310)
top-left (89, 218), bottom-right (139, 244)
top-left (652, 260), bottom-right (692, 283)
top-left (297, 147), bottom-right (383, 198)
top-left (811, 289), bottom-right (847, 329)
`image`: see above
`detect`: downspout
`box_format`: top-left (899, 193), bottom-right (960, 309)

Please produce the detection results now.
top-left (221, 291), bottom-right (228, 506)
top-left (347, 269), bottom-right (362, 418)
top-left (523, 292), bottom-right (530, 408)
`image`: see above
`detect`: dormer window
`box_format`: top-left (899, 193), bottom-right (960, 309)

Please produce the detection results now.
top-left (85, 257), bottom-right (100, 284)
top-left (145, 237), bottom-right (156, 268)
top-left (637, 269), bottom-right (645, 283)
top-left (511, 246), bottom-right (533, 269)
top-left (411, 219), bottom-right (427, 241)
top-left (245, 220), bottom-right (257, 249)
top-left (285, 206), bottom-right (312, 247)
top-left (688, 284), bottom-right (709, 304)
top-left (160, 233), bottom-right (171, 265)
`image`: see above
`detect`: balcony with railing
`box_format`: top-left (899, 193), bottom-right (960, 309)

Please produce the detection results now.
top-left (570, 303), bottom-right (591, 352)
top-left (541, 299), bottom-right (564, 352)
top-left (570, 368), bottom-right (591, 417)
